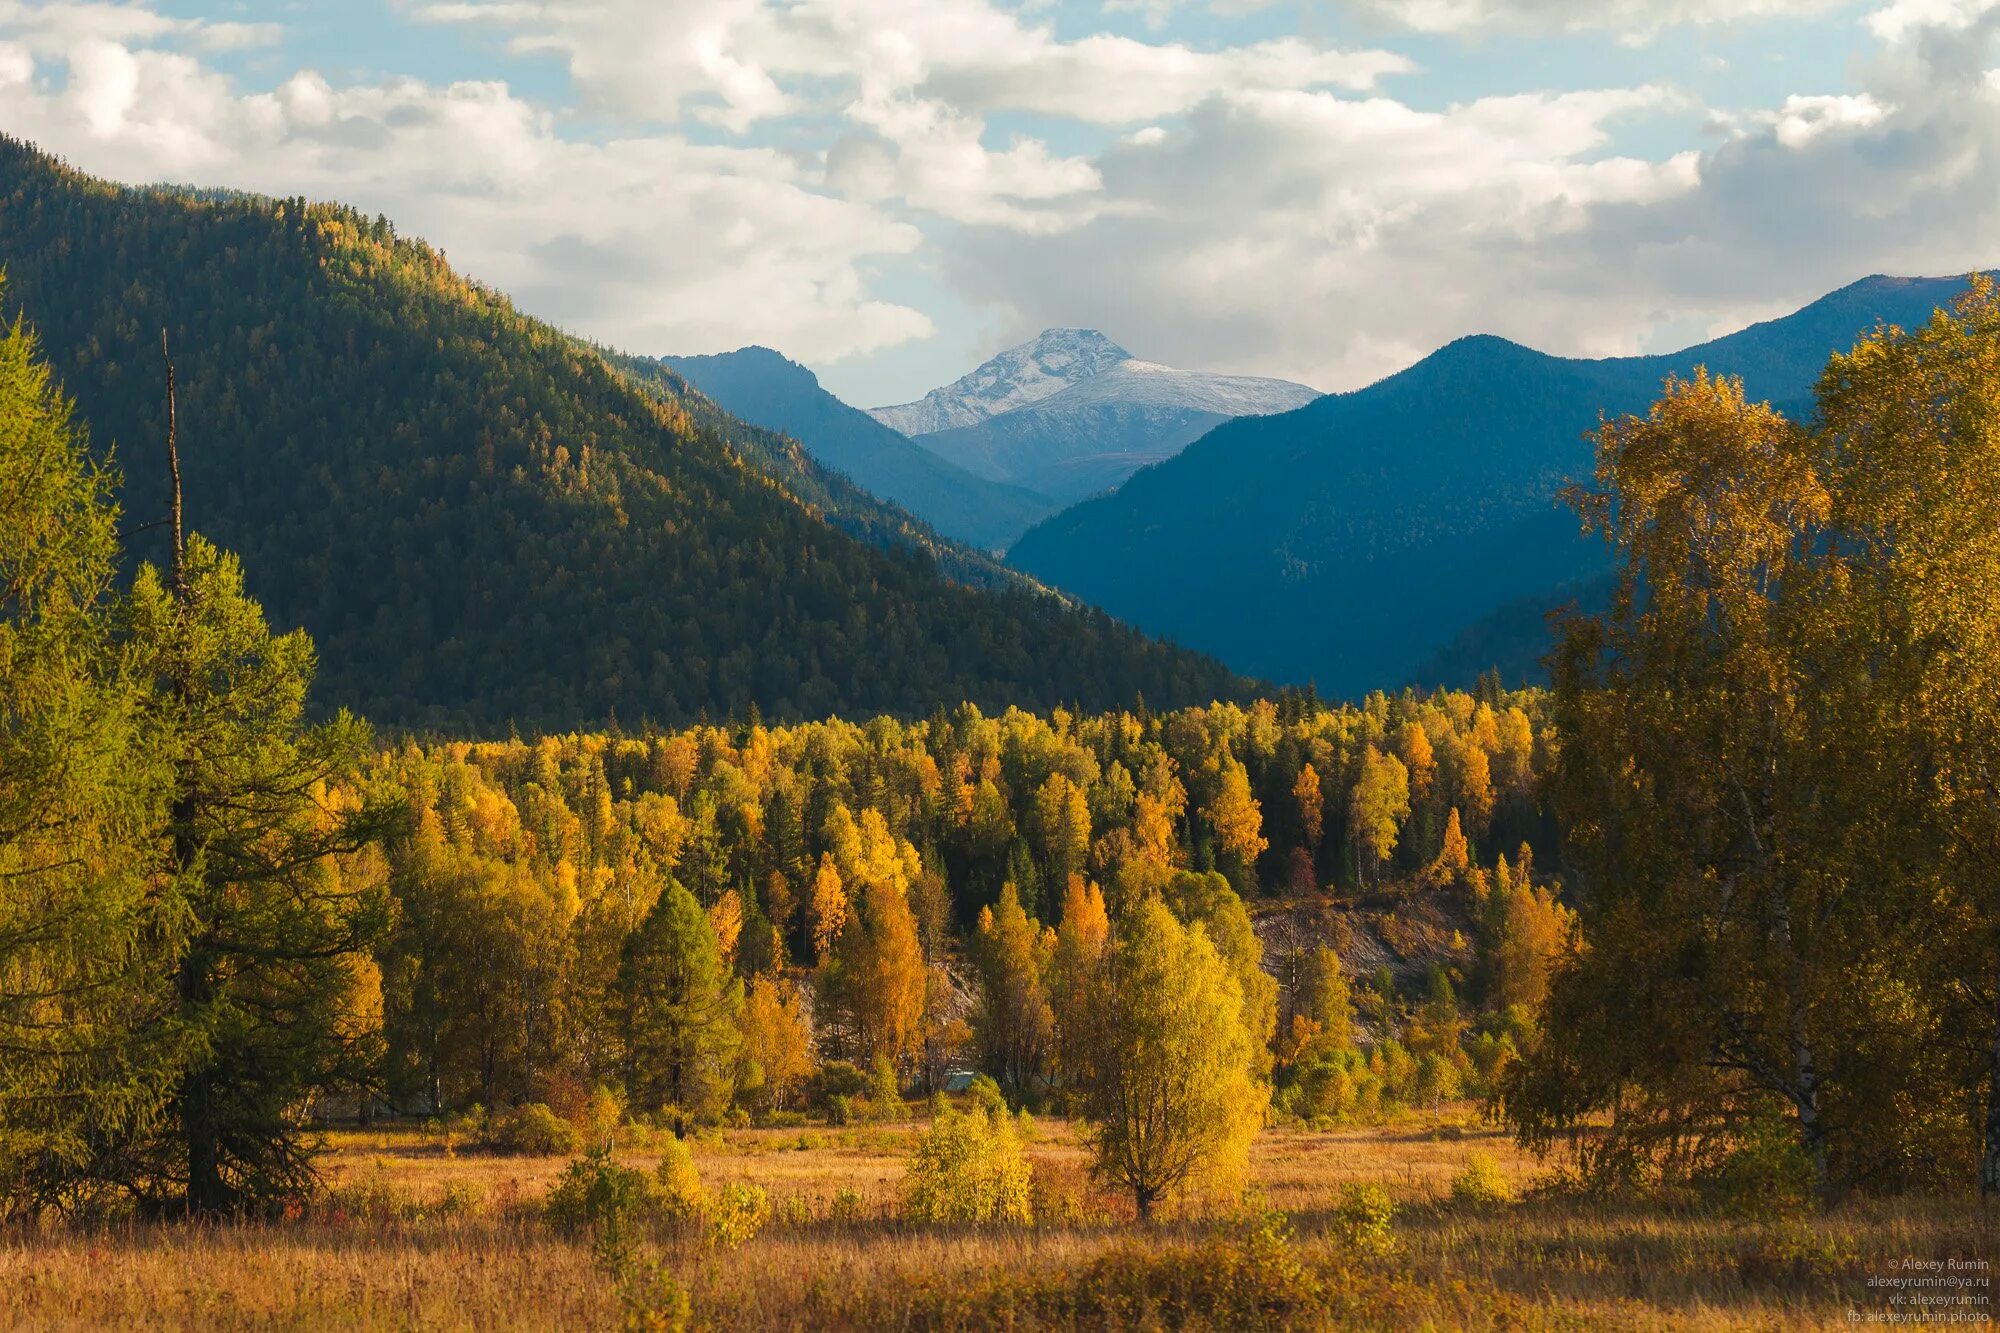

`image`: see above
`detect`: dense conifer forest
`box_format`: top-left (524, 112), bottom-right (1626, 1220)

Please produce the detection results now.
top-left (0, 139), bottom-right (1238, 733)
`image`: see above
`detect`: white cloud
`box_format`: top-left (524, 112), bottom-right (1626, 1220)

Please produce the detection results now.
top-left (426, 0), bottom-right (1405, 125)
top-left (944, 84), bottom-right (1704, 388)
top-left (422, 0), bottom-right (1409, 233)
top-left (0, 1), bottom-right (277, 53)
top-left (3, 0), bottom-right (1995, 411)
top-left (1328, 0), bottom-right (1844, 39)
top-left (1868, 0), bottom-right (2000, 40)
top-left (1768, 93), bottom-right (1890, 147)
top-left (936, 0), bottom-right (2000, 393)
top-left (0, 16), bottom-right (931, 363)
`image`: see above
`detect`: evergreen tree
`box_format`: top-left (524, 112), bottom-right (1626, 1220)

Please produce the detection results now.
top-left (130, 533), bottom-right (392, 1215)
top-left (614, 879), bottom-right (742, 1126)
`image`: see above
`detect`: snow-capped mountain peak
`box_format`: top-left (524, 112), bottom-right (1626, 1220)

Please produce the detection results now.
top-left (868, 328), bottom-right (1131, 437)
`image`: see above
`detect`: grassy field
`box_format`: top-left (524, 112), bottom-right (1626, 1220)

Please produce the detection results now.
top-left (1, 1110), bottom-right (1989, 1330)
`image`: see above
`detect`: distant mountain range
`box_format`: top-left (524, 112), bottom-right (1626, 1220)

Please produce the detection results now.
top-left (1008, 275), bottom-right (1981, 697)
top-left (658, 347), bottom-right (1056, 552)
top-left (869, 329), bottom-right (1319, 506)
top-left (0, 137), bottom-right (1241, 730)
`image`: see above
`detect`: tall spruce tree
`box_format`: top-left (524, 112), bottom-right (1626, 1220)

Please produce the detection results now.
top-left (614, 879), bottom-right (742, 1127)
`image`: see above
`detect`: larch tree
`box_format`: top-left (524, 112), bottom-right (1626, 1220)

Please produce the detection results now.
top-left (1077, 899), bottom-right (1267, 1221)
top-left (1430, 808), bottom-right (1472, 887)
top-left (1207, 759), bottom-right (1266, 892)
top-left (818, 815), bottom-right (928, 1069)
top-left (1348, 746), bottom-right (1410, 888)
top-left (1291, 763), bottom-right (1323, 861)
top-left (971, 883), bottom-right (1054, 1100)
top-left (1033, 774), bottom-right (1092, 893)
top-left (808, 854), bottom-right (847, 964)
top-left (1045, 876), bottom-right (1109, 1093)
top-left (1394, 721), bottom-right (1437, 859)
top-left (128, 530), bottom-right (393, 1215)
top-left (0, 309), bottom-right (177, 1217)
top-left (740, 974), bottom-right (812, 1111)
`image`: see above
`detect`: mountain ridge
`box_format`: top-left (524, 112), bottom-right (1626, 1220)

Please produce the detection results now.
top-left (869, 327), bottom-right (1132, 436)
top-left (657, 345), bottom-right (1056, 551)
top-left (872, 328), bottom-right (1319, 506)
top-left (1008, 273), bottom-right (1983, 695)
top-left (0, 135), bottom-right (1244, 731)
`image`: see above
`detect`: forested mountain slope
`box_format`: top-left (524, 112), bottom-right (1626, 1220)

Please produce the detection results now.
top-left (0, 139), bottom-right (1240, 731)
top-left (657, 346), bottom-right (1056, 551)
top-left (1008, 275), bottom-right (1976, 694)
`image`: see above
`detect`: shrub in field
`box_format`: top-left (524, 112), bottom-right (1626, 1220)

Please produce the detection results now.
top-left (866, 1057), bottom-right (905, 1120)
top-left (813, 1061), bottom-right (868, 1124)
top-left (903, 1103), bottom-right (1033, 1225)
top-left (1332, 1183), bottom-right (1396, 1257)
top-left (422, 1180), bottom-right (485, 1221)
top-left (885, 1207), bottom-right (1321, 1328)
top-left (1708, 1104), bottom-right (1815, 1218)
top-left (496, 1102), bottom-right (582, 1156)
top-left (1733, 1222), bottom-right (1862, 1286)
top-left (829, 1185), bottom-right (865, 1222)
top-left (966, 1074), bottom-right (1008, 1118)
top-left (545, 1147), bottom-right (659, 1245)
top-left (615, 1261), bottom-right (691, 1333)
top-left (705, 1182), bottom-right (770, 1248)
top-left (654, 1136), bottom-right (708, 1222)
top-left (1449, 1152), bottom-right (1513, 1208)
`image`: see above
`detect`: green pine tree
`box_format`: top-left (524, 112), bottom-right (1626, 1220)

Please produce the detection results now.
top-left (615, 879), bottom-right (743, 1127)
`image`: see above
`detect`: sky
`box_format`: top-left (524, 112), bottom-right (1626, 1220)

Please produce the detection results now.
top-left (0, 0), bottom-right (1995, 407)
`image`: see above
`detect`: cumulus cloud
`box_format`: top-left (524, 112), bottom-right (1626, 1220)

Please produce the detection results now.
top-left (2, 0), bottom-right (1994, 404)
top-left (941, 0), bottom-right (2000, 392)
top-left (0, 15), bottom-right (930, 362)
top-left (0, 0), bottom-right (277, 52)
top-left (423, 0), bottom-right (1408, 234)
top-left (1327, 0), bottom-right (1845, 39)
top-left (945, 85), bottom-right (1703, 387)
top-left (1867, 0), bottom-right (2000, 40)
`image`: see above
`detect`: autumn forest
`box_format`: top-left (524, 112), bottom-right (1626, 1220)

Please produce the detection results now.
top-left (2, 138), bottom-right (1997, 1329)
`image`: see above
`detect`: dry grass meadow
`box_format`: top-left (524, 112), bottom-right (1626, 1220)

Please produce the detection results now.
top-left (1, 1108), bottom-right (1990, 1330)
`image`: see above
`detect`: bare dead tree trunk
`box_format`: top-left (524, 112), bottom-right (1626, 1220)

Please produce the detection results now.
top-left (162, 329), bottom-right (184, 593)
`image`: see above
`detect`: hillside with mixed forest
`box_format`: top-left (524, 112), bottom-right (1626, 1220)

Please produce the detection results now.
top-left (0, 139), bottom-right (1239, 731)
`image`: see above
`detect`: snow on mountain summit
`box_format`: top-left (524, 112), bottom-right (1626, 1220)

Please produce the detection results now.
top-left (867, 330), bottom-right (1320, 506)
top-left (868, 329), bottom-right (1133, 437)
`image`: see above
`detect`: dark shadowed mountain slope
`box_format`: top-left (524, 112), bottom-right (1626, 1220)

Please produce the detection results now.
top-left (658, 346), bottom-right (1056, 550)
top-left (0, 137), bottom-right (1242, 731)
top-left (1008, 275), bottom-right (1979, 696)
